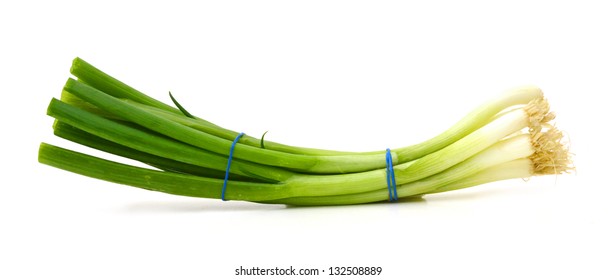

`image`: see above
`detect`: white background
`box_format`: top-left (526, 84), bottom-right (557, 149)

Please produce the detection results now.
top-left (1, 1), bottom-right (614, 279)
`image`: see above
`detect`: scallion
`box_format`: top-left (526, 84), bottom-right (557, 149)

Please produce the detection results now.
top-left (38, 58), bottom-right (573, 206)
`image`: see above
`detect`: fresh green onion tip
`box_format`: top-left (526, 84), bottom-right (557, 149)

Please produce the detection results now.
top-left (168, 91), bottom-right (195, 118)
top-left (260, 131), bottom-right (269, 149)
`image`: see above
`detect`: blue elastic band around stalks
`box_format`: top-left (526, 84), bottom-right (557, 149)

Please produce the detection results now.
top-left (385, 148), bottom-right (398, 201)
top-left (221, 132), bottom-right (245, 201)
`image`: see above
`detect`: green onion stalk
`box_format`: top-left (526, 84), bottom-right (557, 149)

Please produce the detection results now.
top-left (38, 58), bottom-right (573, 206)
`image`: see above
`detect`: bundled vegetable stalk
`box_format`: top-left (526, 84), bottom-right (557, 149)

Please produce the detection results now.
top-left (38, 58), bottom-right (573, 205)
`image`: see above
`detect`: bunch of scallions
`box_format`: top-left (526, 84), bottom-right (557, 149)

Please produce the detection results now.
top-left (38, 58), bottom-right (573, 206)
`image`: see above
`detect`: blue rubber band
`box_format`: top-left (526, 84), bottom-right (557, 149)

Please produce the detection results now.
top-left (385, 148), bottom-right (398, 201)
top-left (221, 132), bottom-right (245, 201)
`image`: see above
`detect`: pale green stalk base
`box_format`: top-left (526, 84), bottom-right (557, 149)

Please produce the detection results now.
top-left (263, 159), bottom-right (533, 206)
top-left (282, 109), bottom-right (531, 197)
top-left (266, 134), bottom-right (535, 205)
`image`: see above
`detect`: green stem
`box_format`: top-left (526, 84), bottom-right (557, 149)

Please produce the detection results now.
top-left (38, 143), bottom-right (288, 201)
top-left (62, 78), bottom-right (388, 173)
top-left (47, 98), bottom-right (292, 182)
top-left (71, 57), bottom-right (180, 113)
top-left (70, 57), bottom-right (356, 156)
top-left (124, 99), bottom-right (355, 156)
top-left (53, 121), bottom-right (259, 181)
